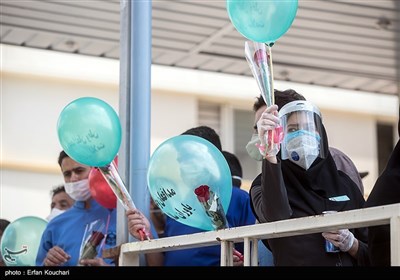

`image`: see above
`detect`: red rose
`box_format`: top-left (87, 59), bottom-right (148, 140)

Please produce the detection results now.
top-left (89, 231), bottom-right (105, 247)
top-left (194, 185), bottom-right (210, 203)
top-left (253, 49), bottom-right (268, 66)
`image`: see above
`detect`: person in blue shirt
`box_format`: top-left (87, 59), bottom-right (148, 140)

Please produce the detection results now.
top-left (163, 126), bottom-right (256, 266)
top-left (223, 150), bottom-right (273, 267)
top-left (222, 151), bottom-right (243, 190)
top-left (46, 184), bottom-right (75, 222)
top-left (36, 151), bottom-right (116, 266)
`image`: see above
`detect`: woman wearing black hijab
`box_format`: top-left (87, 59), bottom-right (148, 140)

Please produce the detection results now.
top-left (364, 106), bottom-right (400, 266)
top-left (250, 100), bottom-right (368, 266)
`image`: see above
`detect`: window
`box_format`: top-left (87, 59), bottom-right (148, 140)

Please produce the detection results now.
top-left (377, 123), bottom-right (394, 175)
top-left (198, 101), bottom-right (221, 135)
top-left (234, 109), bottom-right (261, 188)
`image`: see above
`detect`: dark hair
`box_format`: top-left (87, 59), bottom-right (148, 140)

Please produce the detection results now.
top-left (51, 184), bottom-right (66, 198)
top-left (181, 126), bottom-right (222, 151)
top-left (253, 89), bottom-right (306, 112)
top-left (58, 150), bottom-right (69, 167)
top-left (222, 151), bottom-right (243, 188)
top-left (0, 219), bottom-right (10, 233)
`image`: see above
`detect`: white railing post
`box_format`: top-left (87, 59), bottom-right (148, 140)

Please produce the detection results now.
top-left (390, 215), bottom-right (400, 265)
top-left (220, 241), bottom-right (233, 266)
top-left (243, 237), bottom-right (252, 266)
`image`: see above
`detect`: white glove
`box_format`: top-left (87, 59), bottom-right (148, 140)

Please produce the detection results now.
top-left (322, 229), bottom-right (355, 252)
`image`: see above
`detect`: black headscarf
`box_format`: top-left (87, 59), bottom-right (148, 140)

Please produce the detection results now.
top-left (251, 122), bottom-right (365, 219)
top-left (364, 111), bottom-right (400, 266)
top-left (250, 120), bottom-right (368, 266)
top-left (280, 119), bottom-right (365, 217)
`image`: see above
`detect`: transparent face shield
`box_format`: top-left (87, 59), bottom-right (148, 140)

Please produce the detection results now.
top-left (279, 101), bottom-right (325, 169)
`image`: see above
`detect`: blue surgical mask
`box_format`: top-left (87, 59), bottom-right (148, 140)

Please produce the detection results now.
top-left (285, 129), bottom-right (320, 143)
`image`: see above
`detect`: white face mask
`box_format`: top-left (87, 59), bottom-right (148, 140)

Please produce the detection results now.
top-left (46, 208), bottom-right (66, 221)
top-left (286, 132), bottom-right (320, 170)
top-left (64, 179), bottom-right (91, 201)
top-left (246, 134), bottom-right (263, 161)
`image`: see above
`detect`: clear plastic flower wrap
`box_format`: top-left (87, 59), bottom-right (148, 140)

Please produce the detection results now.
top-left (79, 219), bottom-right (106, 262)
top-left (194, 185), bottom-right (227, 230)
top-left (245, 41), bottom-right (283, 157)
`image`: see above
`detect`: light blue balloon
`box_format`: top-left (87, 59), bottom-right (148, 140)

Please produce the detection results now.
top-left (57, 97), bottom-right (122, 167)
top-left (0, 216), bottom-right (47, 266)
top-left (147, 135), bottom-right (232, 231)
top-left (227, 0), bottom-right (298, 43)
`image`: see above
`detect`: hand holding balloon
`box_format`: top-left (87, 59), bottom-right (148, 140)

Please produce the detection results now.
top-left (245, 42), bottom-right (282, 156)
top-left (126, 209), bottom-right (152, 241)
top-left (57, 97), bottom-right (148, 240)
top-left (98, 162), bottom-right (150, 240)
top-left (98, 162), bottom-right (136, 210)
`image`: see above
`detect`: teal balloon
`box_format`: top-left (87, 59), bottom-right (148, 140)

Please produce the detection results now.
top-left (0, 216), bottom-right (47, 266)
top-left (147, 135), bottom-right (232, 231)
top-left (57, 97), bottom-right (122, 167)
top-left (227, 0), bottom-right (298, 43)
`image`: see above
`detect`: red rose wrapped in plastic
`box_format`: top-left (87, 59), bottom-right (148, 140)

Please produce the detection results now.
top-left (194, 185), bottom-right (210, 203)
top-left (79, 231), bottom-right (105, 260)
top-left (194, 185), bottom-right (227, 230)
top-left (79, 219), bottom-right (106, 262)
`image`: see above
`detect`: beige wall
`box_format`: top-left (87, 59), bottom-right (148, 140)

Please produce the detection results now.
top-left (2, 72), bottom-right (119, 169)
top-left (323, 110), bottom-right (378, 195)
top-left (150, 92), bottom-right (198, 150)
top-left (1, 44), bottom-right (398, 221)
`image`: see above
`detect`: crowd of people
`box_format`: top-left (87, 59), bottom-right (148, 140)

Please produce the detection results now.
top-left (1, 89), bottom-right (399, 267)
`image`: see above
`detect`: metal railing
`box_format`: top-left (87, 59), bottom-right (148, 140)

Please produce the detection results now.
top-left (115, 203), bottom-right (400, 266)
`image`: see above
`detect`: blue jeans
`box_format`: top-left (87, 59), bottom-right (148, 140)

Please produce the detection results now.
top-left (258, 240), bottom-right (274, 266)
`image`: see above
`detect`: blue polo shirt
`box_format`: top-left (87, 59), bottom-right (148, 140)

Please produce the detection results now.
top-left (36, 199), bottom-right (116, 266)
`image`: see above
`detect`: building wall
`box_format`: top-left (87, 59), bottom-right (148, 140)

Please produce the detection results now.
top-left (1, 44), bottom-right (398, 221)
top-left (323, 110), bottom-right (377, 194)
